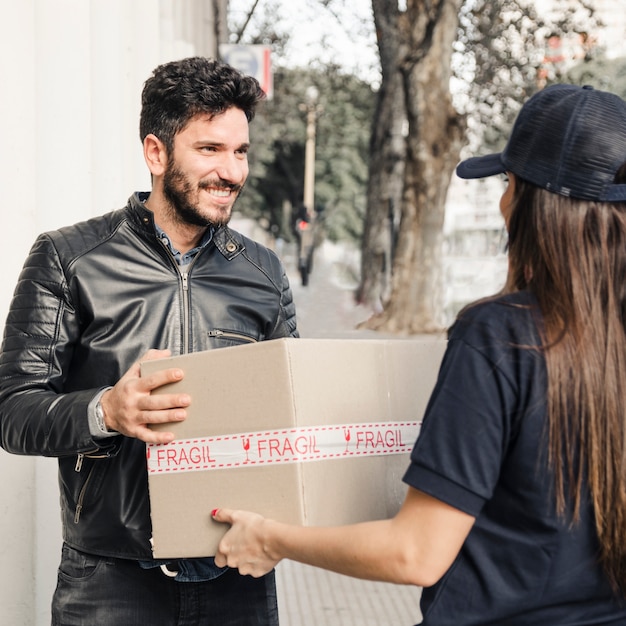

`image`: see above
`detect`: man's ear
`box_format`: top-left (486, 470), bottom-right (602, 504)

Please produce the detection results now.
top-left (143, 134), bottom-right (168, 177)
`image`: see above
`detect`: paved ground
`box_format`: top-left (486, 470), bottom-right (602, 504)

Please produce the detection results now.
top-left (276, 561), bottom-right (422, 625)
top-left (274, 241), bottom-right (424, 625)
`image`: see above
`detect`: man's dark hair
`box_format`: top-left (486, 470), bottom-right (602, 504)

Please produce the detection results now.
top-left (139, 56), bottom-right (265, 153)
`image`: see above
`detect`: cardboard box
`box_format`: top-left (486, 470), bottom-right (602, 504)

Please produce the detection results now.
top-left (141, 337), bottom-right (446, 558)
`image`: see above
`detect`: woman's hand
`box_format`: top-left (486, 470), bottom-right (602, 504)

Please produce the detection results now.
top-left (211, 488), bottom-right (475, 586)
top-left (212, 508), bottom-right (281, 577)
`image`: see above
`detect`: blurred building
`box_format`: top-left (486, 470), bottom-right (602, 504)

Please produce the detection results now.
top-left (443, 176), bottom-right (508, 325)
top-left (594, 0), bottom-right (626, 57)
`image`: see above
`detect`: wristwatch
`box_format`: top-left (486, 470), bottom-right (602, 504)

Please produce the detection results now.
top-left (95, 400), bottom-right (108, 433)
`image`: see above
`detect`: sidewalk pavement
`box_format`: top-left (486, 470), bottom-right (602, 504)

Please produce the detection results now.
top-left (276, 561), bottom-right (422, 625)
top-left (274, 242), bottom-right (427, 625)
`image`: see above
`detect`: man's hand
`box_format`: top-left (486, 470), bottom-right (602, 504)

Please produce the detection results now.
top-left (212, 508), bottom-right (281, 577)
top-left (100, 349), bottom-right (190, 444)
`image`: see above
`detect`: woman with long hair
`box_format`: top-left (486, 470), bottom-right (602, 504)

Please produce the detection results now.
top-left (211, 84), bottom-right (626, 624)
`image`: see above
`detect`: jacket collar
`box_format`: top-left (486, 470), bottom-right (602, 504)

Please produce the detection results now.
top-left (127, 192), bottom-right (245, 260)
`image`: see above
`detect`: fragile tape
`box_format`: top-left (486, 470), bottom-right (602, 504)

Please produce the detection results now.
top-left (146, 421), bottom-right (421, 475)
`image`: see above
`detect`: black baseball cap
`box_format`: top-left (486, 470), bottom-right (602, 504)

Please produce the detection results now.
top-left (456, 84), bottom-right (626, 202)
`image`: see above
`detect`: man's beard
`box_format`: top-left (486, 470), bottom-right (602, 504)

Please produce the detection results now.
top-left (162, 163), bottom-right (243, 228)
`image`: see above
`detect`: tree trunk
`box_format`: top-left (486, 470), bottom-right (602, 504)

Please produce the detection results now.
top-left (357, 0), bottom-right (407, 311)
top-left (362, 0), bottom-right (465, 333)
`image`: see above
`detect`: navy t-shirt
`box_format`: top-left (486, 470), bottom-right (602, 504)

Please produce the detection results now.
top-left (403, 291), bottom-right (626, 625)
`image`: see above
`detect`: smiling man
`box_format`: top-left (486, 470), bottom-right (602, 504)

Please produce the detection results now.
top-left (0, 57), bottom-right (298, 625)
top-left (148, 107), bottom-right (250, 236)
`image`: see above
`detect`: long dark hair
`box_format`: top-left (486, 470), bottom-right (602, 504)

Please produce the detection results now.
top-left (505, 171), bottom-right (626, 593)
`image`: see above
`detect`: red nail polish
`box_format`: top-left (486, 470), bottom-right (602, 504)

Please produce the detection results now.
top-left (211, 509), bottom-right (218, 517)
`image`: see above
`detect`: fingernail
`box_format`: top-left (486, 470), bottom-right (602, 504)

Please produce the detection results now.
top-left (211, 509), bottom-right (219, 517)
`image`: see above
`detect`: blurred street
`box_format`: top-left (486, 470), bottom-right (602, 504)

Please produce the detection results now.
top-left (283, 239), bottom-right (378, 338)
top-left (274, 239), bottom-right (424, 626)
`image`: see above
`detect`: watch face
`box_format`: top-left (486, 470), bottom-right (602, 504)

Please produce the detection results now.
top-left (96, 403), bottom-right (105, 429)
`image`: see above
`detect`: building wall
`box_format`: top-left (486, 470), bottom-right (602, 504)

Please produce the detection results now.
top-left (0, 2), bottom-right (223, 623)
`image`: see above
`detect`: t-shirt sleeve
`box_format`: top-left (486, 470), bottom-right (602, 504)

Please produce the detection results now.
top-left (403, 314), bottom-right (521, 518)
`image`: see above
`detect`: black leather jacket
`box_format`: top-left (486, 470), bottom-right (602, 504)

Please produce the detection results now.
top-left (0, 193), bottom-right (298, 559)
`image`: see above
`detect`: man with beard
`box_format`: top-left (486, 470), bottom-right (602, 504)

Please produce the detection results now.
top-left (0, 57), bottom-right (298, 625)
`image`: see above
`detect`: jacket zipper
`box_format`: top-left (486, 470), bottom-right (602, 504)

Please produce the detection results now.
top-left (74, 464), bottom-right (96, 523)
top-left (180, 267), bottom-right (190, 354)
top-left (207, 329), bottom-right (257, 343)
top-left (73, 450), bottom-right (114, 522)
top-left (158, 238), bottom-right (195, 355)
top-left (75, 450), bottom-right (113, 472)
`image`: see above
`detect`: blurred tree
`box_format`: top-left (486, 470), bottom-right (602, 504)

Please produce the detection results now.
top-left (561, 54), bottom-right (626, 97)
top-left (227, 0), bottom-right (376, 245)
top-left (356, 0), bottom-right (407, 311)
top-left (358, 0), bottom-right (465, 332)
top-left (358, 0), bottom-right (599, 333)
top-left (231, 65), bottom-right (375, 244)
top-left (454, 0), bottom-right (599, 155)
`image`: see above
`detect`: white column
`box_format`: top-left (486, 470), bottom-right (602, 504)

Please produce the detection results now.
top-left (0, 2), bottom-right (45, 623)
top-left (0, 1), bottom-right (178, 624)
top-left (89, 0), bottom-right (158, 215)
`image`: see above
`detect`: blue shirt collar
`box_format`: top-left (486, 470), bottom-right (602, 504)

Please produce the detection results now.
top-left (154, 223), bottom-right (214, 267)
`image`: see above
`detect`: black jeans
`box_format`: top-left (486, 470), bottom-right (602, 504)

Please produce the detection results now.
top-left (51, 544), bottom-right (279, 625)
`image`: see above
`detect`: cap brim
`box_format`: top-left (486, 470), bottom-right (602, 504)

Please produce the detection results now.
top-left (456, 153), bottom-right (506, 179)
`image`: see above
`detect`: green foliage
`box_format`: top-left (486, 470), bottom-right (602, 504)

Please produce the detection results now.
top-left (561, 55), bottom-right (626, 98)
top-left (237, 65), bottom-right (375, 243)
top-left (455, 0), bottom-right (600, 155)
